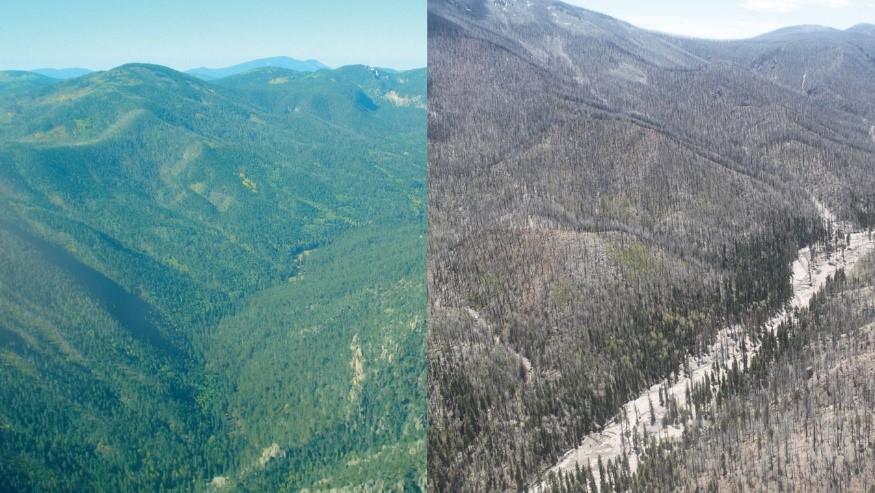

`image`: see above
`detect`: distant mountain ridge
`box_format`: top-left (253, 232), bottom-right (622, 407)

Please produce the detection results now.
top-left (14, 57), bottom-right (332, 82)
top-left (754, 24), bottom-right (841, 39)
top-left (185, 56), bottom-right (330, 79)
top-left (847, 23), bottom-right (875, 35)
top-left (30, 67), bottom-right (93, 79)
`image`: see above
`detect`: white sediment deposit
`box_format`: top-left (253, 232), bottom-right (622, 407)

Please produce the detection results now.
top-left (531, 208), bottom-right (875, 492)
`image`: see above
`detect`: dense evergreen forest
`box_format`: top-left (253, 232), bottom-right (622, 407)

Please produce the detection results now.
top-left (427, 0), bottom-right (875, 490)
top-left (0, 63), bottom-right (426, 491)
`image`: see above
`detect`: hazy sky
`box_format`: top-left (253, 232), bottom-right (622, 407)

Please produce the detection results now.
top-left (0, 0), bottom-right (426, 71)
top-left (3, 1), bottom-right (871, 71)
top-left (567, 0), bottom-right (875, 39)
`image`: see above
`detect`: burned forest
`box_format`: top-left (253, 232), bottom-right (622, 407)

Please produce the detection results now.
top-left (427, 0), bottom-right (875, 491)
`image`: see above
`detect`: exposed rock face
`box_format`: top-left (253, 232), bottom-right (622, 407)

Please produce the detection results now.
top-left (208, 476), bottom-right (229, 488)
top-left (258, 443), bottom-right (286, 468)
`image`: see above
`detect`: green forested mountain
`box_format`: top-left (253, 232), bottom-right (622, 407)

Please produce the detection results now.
top-left (427, 0), bottom-right (875, 490)
top-left (0, 62), bottom-right (426, 492)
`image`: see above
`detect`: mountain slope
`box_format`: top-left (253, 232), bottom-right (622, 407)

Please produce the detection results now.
top-left (673, 25), bottom-right (875, 120)
top-left (0, 71), bottom-right (59, 104)
top-left (427, 0), bottom-right (875, 491)
top-left (214, 65), bottom-right (427, 133)
top-left (0, 62), bottom-right (426, 492)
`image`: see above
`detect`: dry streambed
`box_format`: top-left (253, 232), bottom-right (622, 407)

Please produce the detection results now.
top-left (532, 211), bottom-right (875, 491)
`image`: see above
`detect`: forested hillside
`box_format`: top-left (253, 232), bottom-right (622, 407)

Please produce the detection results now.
top-left (426, 0), bottom-right (875, 490)
top-left (0, 63), bottom-right (426, 492)
top-left (542, 248), bottom-right (875, 493)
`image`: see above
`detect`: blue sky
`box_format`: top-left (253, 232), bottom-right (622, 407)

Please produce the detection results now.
top-left (567, 0), bottom-right (875, 39)
top-left (2, 1), bottom-right (871, 71)
top-left (0, 0), bottom-right (425, 71)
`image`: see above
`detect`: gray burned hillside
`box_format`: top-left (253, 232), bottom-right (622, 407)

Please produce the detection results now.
top-left (427, 0), bottom-right (875, 491)
top-left (625, 253), bottom-right (875, 492)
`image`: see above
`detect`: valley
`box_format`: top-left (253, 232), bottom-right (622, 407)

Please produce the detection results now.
top-left (0, 62), bottom-right (426, 492)
top-left (533, 206), bottom-right (875, 491)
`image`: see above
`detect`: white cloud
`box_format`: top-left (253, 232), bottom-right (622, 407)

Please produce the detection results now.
top-left (740, 0), bottom-right (854, 13)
